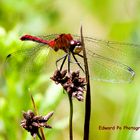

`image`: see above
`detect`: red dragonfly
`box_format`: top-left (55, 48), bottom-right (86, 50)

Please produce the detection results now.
top-left (5, 33), bottom-right (140, 83)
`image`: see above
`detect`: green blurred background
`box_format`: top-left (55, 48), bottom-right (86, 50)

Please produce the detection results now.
top-left (1, 0), bottom-right (140, 140)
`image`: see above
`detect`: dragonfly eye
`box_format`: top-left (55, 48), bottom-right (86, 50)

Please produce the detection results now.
top-left (70, 40), bottom-right (82, 53)
top-left (73, 41), bottom-right (82, 54)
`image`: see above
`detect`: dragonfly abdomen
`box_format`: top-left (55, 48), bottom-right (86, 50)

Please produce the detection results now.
top-left (20, 35), bottom-right (49, 45)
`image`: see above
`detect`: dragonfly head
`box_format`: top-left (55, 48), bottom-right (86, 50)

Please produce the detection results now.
top-left (70, 40), bottom-right (83, 54)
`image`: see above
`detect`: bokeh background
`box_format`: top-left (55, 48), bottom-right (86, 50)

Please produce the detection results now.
top-left (1, 0), bottom-right (140, 140)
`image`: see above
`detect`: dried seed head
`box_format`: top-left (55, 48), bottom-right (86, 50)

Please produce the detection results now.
top-left (51, 70), bottom-right (86, 101)
top-left (50, 70), bottom-right (68, 84)
top-left (21, 110), bottom-right (54, 138)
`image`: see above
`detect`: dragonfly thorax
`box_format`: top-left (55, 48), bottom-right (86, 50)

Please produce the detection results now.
top-left (70, 40), bottom-right (83, 54)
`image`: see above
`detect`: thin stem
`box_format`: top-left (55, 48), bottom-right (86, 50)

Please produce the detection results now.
top-left (31, 94), bottom-right (38, 115)
top-left (68, 94), bottom-right (73, 140)
top-left (80, 26), bottom-right (91, 140)
top-left (39, 129), bottom-right (46, 140)
top-left (68, 52), bottom-right (73, 140)
top-left (30, 94), bottom-right (46, 140)
top-left (37, 131), bottom-right (43, 140)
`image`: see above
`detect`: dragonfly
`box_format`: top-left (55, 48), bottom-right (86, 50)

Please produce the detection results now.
top-left (5, 33), bottom-right (140, 83)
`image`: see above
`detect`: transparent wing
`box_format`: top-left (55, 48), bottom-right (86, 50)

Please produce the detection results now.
top-left (84, 50), bottom-right (135, 83)
top-left (4, 34), bottom-right (66, 75)
top-left (39, 34), bottom-right (140, 61)
top-left (4, 33), bottom-right (139, 83)
top-left (39, 34), bottom-right (60, 40)
top-left (4, 44), bottom-right (45, 73)
top-left (72, 35), bottom-right (140, 82)
top-left (73, 35), bottom-right (140, 63)
top-left (4, 48), bottom-right (66, 77)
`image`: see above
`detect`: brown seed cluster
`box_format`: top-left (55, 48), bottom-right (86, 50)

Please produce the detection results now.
top-left (21, 110), bottom-right (53, 138)
top-left (50, 70), bottom-right (86, 101)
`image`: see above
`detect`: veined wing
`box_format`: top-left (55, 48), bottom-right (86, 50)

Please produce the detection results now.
top-left (86, 50), bottom-right (135, 83)
top-left (42, 34), bottom-right (137, 82)
top-left (73, 35), bottom-right (140, 63)
top-left (4, 44), bottom-right (50, 74)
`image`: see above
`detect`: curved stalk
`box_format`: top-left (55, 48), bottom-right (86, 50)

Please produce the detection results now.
top-left (80, 26), bottom-right (91, 140)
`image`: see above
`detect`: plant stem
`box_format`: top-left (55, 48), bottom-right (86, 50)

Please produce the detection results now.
top-left (37, 131), bottom-right (43, 140)
top-left (67, 50), bottom-right (73, 140)
top-left (80, 26), bottom-right (91, 140)
top-left (40, 128), bottom-right (46, 140)
top-left (68, 94), bottom-right (73, 140)
top-left (31, 94), bottom-right (46, 140)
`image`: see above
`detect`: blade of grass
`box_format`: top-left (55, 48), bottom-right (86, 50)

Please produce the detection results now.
top-left (80, 26), bottom-right (91, 140)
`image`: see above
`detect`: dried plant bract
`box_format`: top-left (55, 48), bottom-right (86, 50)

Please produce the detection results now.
top-left (21, 110), bottom-right (53, 138)
top-left (51, 70), bottom-right (86, 101)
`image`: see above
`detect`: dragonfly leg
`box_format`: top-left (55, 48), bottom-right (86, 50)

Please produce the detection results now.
top-left (76, 53), bottom-right (84, 58)
top-left (56, 53), bottom-right (68, 71)
top-left (68, 52), bottom-right (71, 73)
top-left (72, 53), bottom-right (85, 73)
